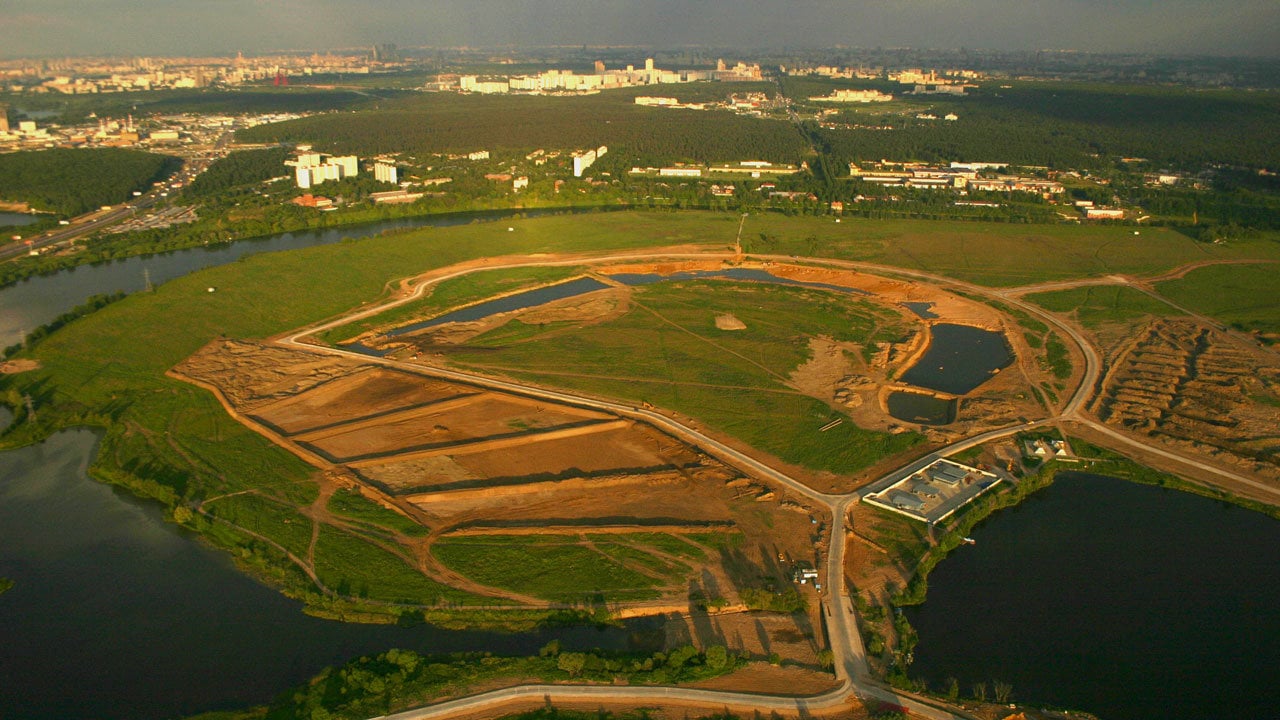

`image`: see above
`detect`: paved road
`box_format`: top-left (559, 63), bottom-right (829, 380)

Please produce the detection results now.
top-left (274, 249), bottom-right (1262, 720)
top-left (0, 131), bottom-right (233, 263)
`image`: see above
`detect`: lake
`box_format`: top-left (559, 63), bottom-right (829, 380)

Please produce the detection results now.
top-left (885, 390), bottom-right (957, 425)
top-left (0, 428), bottom-right (652, 720)
top-left (898, 323), bottom-right (1013, 395)
top-left (904, 471), bottom-right (1280, 719)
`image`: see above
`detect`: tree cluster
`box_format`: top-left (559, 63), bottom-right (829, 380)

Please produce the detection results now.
top-left (0, 148), bottom-right (178, 216)
top-left (236, 91), bottom-right (809, 166)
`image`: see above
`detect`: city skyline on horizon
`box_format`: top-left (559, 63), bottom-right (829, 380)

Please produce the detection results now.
top-left (1, 0), bottom-right (1278, 60)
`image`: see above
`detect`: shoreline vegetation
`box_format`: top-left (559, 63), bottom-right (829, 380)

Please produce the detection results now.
top-left (186, 643), bottom-right (756, 720)
top-left (880, 434), bottom-right (1279, 697)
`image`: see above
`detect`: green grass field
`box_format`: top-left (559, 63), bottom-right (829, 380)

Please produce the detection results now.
top-left (1155, 263), bottom-right (1280, 337)
top-left (449, 279), bottom-right (922, 473)
top-left (432, 534), bottom-right (691, 603)
top-left (318, 265), bottom-right (587, 345)
top-left (313, 526), bottom-right (483, 606)
top-left (1026, 285), bottom-right (1182, 328)
top-left (327, 488), bottom-right (432, 538)
top-left (202, 493), bottom-right (315, 559)
top-left (4, 209), bottom-right (1278, 617)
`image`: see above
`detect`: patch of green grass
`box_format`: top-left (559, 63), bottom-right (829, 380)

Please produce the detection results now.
top-left (432, 534), bottom-right (666, 603)
top-left (327, 488), bottom-right (430, 538)
top-left (203, 493), bottom-right (314, 559)
top-left (1043, 333), bottom-right (1073, 380)
top-left (1156, 263), bottom-right (1280, 338)
top-left (314, 526), bottom-right (482, 606)
top-left (1027, 284), bottom-right (1180, 328)
top-left (317, 265), bottom-right (586, 344)
top-left (447, 280), bottom-right (921, 473)
top-left (469, 318), bottom-right (578, 346)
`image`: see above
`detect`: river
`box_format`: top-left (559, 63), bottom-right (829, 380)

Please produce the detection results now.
top-left (904, 471), bottom-right (1280, 719)
top-left (0, 208), bottom-right (579, 349)
top-left (0, 210), bottom-right (640, 720)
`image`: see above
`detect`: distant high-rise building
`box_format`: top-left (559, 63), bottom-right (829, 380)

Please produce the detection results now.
top-left (0, 104), bottom-right (9, 134)
top-left (374, 162), bottom-right (398, 184)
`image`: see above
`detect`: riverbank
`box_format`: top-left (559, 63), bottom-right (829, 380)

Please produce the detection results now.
top-left (0, 197), bottom-right (623, 290)
top-left (880, 436), bottom-right (1279, 703)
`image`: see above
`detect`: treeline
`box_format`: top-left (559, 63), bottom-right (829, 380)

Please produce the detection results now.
top-left (3, 88), bottom-right (380, 124)
top-left (186, 146), bottom-right (291, 197)
top-left (809, 82), bottom-right (1280, 172)
top-left (0, 148), bottom-right (178, 215)
top-left (236, 92), bottom-right (808, 165)
top-left (3, 292), bottom-right (126, 358)
top-left (252, 643), bottom-right (745, 720)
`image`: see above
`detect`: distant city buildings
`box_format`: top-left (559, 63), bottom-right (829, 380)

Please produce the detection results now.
top-left (810, 89), bottom-right (894, 103)
top-left (437, 57), bottom-right (761, 96)
top-left (847, 160), bottom-right (1064, 198)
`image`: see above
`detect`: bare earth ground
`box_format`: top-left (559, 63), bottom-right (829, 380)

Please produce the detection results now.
top-left (360, 259), bottom-right (1045, 495)
top-left (1088, 318), bottom-right (1280, 487)
top-left (0, 358), bottom-right (40, 374)
top-left (174, 338), bottom-right (830, 621)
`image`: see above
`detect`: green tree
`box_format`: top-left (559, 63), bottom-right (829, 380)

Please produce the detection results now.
top-left (557, 652), bottom-right (586, 678)
top-left (705, 645), bottom-right (729, 671)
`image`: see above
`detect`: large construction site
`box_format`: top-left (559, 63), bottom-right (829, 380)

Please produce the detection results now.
top-left (173, 338), bottom-right (830, 613)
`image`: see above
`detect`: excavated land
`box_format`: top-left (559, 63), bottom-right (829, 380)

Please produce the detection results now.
top-left (1094, 318), bottom-right (1280, 484)
top-left (173, 338), bottom-right (829, 612)
top-left (372, 259), bottom-right (1041, 442)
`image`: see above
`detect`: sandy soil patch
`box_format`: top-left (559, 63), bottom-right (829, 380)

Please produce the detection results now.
top-left (715, 313), bottom-right (747, 331)
top-left (0, 359), bottom-right (40, 374)
top-left (1092, 318), bottom-right (1280, 484)
top-left (253, 368), bottom-right (473, 434)
top-left (298, 394), bottom-right (614, 462)
top-left (173, 338), bottom-right (362, 411)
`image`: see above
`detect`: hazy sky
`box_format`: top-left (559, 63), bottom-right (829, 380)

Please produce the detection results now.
top-left (2, 0), bottom-right (1277, 58)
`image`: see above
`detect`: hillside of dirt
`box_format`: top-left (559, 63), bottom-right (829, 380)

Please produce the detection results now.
top-left (1093, 318), bottom-right (1280, 483)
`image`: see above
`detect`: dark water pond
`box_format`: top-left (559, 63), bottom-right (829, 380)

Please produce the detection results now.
top-left (386, 276), bottom-right (610, 337)
top-left (0, 212), bottom-right (42, 228)
top-left (0, 429), bottom-right (652, 720)
top-left (901, 301), bottom-right (939, 319)
top-left (899, 323), bottom-right (1013, 395)
top-left (885, 391), bottom-right (957, 425)
top-left (904, 472), bottom-right (1280, 720)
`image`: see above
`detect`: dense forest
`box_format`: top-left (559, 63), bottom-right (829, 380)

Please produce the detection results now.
top-left (186, 146), bottom-right (291, 197)
top-left (803, 81), bottom-right (1280, 172)
top-left (0, 148), bottom-right (179, 215)
top-left (236, 91), bottom-right (809, 165)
